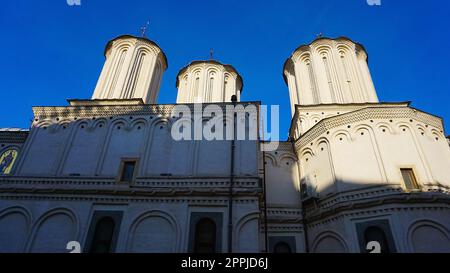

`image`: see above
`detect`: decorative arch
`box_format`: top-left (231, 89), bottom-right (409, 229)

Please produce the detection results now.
top-left (311, 231), bottom-right (349, 253)
top-left (314, 136), bottom-right (331, 151)
top-left (300, 147), bottom-right (315, 160)
top-left (34, 119), bottom-right (54, 129)
top-left (0, 206), bottom-right (32, 224)
top-left (234, 212), bottom-right (260, 253)
top-left (278, 153), bottom-right (298, 163)
top-left (292, 46), bottom-right (310, 62)
top-left (27, 208), bottom-right (79, 253)
top-left (126, 210), bottom-right (180, 253)
top-left (332, 129), bottom-right (352, 142)
top-left (264, 153), bottom-right (277, 167)
top-left (407, 220), bottom-right (450, 253)
top-left (93, 118), bottom-right (108, 129)
top-left (0, 144), bottom-right (21, 155)
top-left (353, 124), bottom-right (375, 138)
top-left (376, 122), bottom-right (395, 134)
top-left (130, 118), bottom-right (149, 128)
top-left (0, 206), bottom-right (32, 253)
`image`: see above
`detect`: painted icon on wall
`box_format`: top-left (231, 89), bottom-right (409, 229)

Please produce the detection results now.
top-left (0, 149), bottom-right (18, 175)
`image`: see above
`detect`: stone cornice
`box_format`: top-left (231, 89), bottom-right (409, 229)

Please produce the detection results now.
top-left (0, 176), bottom-right (262, 198)
top-left (31, 102), bottom-right (261, 121)
top-left (294, 106), bottom-right (444, 149)
top-left (0, 187), bottom-right (262, 198)
top-left (0, 176), bottom-right (260, 187)
top-left (263, 208), bottom-right (303, 224)
top-left (262, 225), bottom-right (304, 232)
top-left (304, 190), bottom-right (450, 225)
top-left (0, 194), bottom-right (259, 204)
top-left (0, 131), bottom-right (29, 144)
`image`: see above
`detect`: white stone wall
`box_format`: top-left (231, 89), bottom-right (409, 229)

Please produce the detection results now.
top-left (262, 142), bottom-right (305, 253)
top-left (14, 105), bottom-right (258, 178)
top-left (264, 142), bottom-right (301, 208)
top-left (295, 106), bottom-right (450, 197)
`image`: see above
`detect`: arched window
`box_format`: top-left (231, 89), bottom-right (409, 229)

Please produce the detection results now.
top-left (89, 217), bottom-right (116, 253)
top-left (194, 218), bottom-right (216, 253)
top-left (223, 79), bottom-right (229, 102)
top-left (364, 226), bottom-right (390, 253)
top-left (273, 242), bottom-right (292, 253)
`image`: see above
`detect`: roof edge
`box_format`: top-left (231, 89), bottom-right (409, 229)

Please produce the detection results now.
top-left (175, 60), bottom-right (244, 92)
top-left (104, 34), bottom-right (168, 70)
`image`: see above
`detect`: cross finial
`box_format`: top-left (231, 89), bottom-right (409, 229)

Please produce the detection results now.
top-left (316, 32), bottom-right (324, 38)
top-left (140, 20), bottom-right (150, 38)
top-left (209, 48), bottom-right (214, 60)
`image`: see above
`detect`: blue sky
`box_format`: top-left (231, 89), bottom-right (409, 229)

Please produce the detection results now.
top-left (1, 0), bottom-right (449, 139)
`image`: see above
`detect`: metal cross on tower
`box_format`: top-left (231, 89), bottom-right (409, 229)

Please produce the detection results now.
top-left (140, 20), bottom-right (150, 38)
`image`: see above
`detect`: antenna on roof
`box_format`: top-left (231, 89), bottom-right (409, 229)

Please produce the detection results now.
top-left (209, 48), bottom-right (214, 60)
top-left (140, 20), bottom-right (150, 38)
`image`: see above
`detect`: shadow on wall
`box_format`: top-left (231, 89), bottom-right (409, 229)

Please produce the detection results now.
top-left (0, 103), bottom-right (262, 253)
top-left (11, 102), bottom-right (260, 178)
top-left (300, 178), bottom-right (450, 253)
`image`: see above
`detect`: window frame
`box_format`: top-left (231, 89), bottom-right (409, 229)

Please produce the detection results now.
top-left (116, 158), bottom-right (139, 184)
top-left (399, 167), bottom-right (420, 191)
top-left (355, 219), bottom-right (397, 253)
top-left (193, 218), bottom-right (217, 253)
top-left (84, 211), bottom-right (123, 254)
top-left (88, 216), bottom-right (116, 253)
top-left (188, 212), bottom-right (223, 253)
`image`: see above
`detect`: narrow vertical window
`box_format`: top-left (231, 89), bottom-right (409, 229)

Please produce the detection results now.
top-left (193, 76), bottom-right (200, 101)
top-left (401, 168), bottom-right (419, 190)
top-left (119, 160), bottom-right (137, 183)
top-left (306, 61), bottom-right (319, 104)
top-left (194, 218), bottom-right (216, 253)
top-left (223, 79), bottom-right (229, 102)
top-left (207, 77), bottom-right (214, 102)
top-left (89, 217), bottom-right (115, 253)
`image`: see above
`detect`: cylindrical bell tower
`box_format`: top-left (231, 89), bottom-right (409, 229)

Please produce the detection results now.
top-left (176, 60), bottom-right (243, 103)
top-left (92, 35), bottom-right (168, 104)
top-left (283, 37), bottom-right (378, 116)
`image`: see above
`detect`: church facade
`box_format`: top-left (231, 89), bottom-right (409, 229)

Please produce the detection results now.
top-left (1, 35), bottom-right (450, 253)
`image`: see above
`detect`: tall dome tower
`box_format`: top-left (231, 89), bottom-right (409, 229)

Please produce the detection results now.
top-left (283, 37), bottom-right (378, 115)
top-left (92, 35), bottom-right (168, 104)
top-left (176, 60), bottom-right (243, 103)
